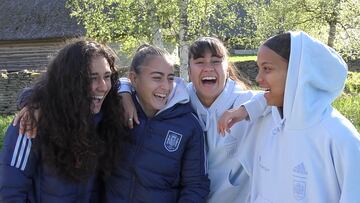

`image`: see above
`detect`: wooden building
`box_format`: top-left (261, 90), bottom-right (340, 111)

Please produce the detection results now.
top-left (0, 0), bottom-right (85, 71)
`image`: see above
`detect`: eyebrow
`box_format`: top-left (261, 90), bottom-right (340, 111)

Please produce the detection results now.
top-left (90, 71), bottom-right (111, 75)
top-left (150, 72), bottom-right (175, 77)
top-left (258, 61), bottom-right (273, 66)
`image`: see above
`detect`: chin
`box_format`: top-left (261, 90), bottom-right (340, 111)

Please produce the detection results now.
top-left (92, 108), bottom-right (101, 114)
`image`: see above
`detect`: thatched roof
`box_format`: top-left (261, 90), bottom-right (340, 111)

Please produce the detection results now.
top-left (0, 0), bottom-right (85, 41)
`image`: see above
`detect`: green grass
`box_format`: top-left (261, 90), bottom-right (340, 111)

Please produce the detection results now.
top-left (0, 115), bottom-right (13, 149)
top-left (333, 95), bottom-right (360, 131)
top-left (229, 55), bottom-right (257, 62)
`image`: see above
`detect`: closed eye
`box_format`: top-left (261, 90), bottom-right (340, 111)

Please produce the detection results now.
top-left (152, 76), bottom-right (162, 81)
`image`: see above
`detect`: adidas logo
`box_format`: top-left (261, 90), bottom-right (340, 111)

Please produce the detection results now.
top-left (293, 162), bottom-right (308, 175)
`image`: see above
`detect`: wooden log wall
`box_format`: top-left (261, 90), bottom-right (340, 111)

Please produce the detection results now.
top-left (0, 40), bottom-right (64, 71)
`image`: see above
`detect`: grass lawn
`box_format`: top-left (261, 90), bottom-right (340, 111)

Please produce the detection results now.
top-left (1, 115), bottom-right (14, 149)
top-left (229, 55), bottom-right (257, 62)
top-left (333, 94), bottom-right (360, 131)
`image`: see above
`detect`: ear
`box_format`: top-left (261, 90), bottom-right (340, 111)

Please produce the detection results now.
top-left (129, 71), bottom-right (137, 86)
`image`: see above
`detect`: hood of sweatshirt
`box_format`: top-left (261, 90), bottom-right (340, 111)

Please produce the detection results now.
top-left (283, 31), bottom-right (348, 130)
top-left (188, 79), bottom-right (240, 132)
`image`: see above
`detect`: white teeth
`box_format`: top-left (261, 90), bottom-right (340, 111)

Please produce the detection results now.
top-left (154, 93), bottom-right (166, 98)
top-left (93, 96), bottom-right (104, 101)
top-left (202, 76), bottom-right (216, 81)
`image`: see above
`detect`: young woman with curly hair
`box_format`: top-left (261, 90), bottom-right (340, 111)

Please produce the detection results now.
top-left (0, 39), bottom-right (129, 202)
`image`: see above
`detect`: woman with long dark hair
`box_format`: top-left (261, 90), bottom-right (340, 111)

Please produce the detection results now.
top-left (0, 39), bottom-right (128, 202)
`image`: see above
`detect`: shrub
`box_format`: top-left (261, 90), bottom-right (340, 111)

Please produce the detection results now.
top-left (333, 95), bottom-right (360, 131)
top-left (344, 72), bottom-right (360, 95)
top-left (0, 115), bottom-right (13, 149)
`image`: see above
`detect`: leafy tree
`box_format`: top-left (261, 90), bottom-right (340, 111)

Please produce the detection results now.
top-left (66, 0), bottom-right (246, 79)
top-left (241, 0), bottom-right (360, 60)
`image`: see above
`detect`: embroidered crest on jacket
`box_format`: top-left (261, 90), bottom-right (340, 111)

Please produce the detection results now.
top-left (164, 130), bottom-right (182, 152)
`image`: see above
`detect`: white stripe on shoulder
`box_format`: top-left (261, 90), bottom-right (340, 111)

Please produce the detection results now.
top-left (11, 134), bottom-right (32, 171)
top-left (21, 139), bottom-right (32, 170)
top-left (11, 134), bottom-right (24, 166)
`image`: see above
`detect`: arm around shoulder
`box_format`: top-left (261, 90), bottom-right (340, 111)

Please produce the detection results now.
top-left (0, 124), bottom-right (37, 202)
top-left (242, 92), bottom-right (268, 122)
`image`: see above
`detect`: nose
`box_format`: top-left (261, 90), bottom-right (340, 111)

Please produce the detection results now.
top-left (97, 78), bottom-right (108, 92)
top-left (160, 79), bottom-right (171, 91)
top-left (255, 69), bottom-right (263, 83)
top-left (202, 61), bottom-right (216, 71)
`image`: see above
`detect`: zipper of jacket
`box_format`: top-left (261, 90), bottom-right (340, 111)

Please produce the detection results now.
top-left (129, 174), bottom-right (136, 203)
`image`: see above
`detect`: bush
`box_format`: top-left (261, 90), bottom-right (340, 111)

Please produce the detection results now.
top-left (344, 72), bottom-right (360, 95)
top-left (0, 115), bottom-right (13, 149)
top-left (334, 71), bottom-right (360, 131)
top-left (333, 95), bottom-right (360, 131)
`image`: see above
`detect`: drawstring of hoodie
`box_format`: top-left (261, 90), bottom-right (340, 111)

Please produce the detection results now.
top-left (272, 118), bottom-right (286, 135)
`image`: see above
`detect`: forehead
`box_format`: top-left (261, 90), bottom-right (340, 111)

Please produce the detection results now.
top-left (257, 45), bottom-right (286, 64)
top-left (90, 55), bottom-right (111, 73)
top-left (191, 45), bottom-right (224, 59)
top-left (140, 56), bottom-right (174, 74)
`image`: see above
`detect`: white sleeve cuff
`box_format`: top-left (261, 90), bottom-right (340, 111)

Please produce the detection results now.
top-left (242, 93), bottom-right (267, 122)
top-left (118, 77), bottom-right (133, 93)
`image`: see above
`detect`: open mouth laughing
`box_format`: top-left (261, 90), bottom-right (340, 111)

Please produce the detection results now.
top-left (201, 76), bottom-right (217, 85)
top-left (154, 92), bottom-right (168, 103)
top-left (92, 95), bottom-right (105, 103)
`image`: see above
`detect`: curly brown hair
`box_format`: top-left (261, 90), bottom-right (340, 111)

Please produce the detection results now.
top-left (26, 39), bottom-right (129, 182)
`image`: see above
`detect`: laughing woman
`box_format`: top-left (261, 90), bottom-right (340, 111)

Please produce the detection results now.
top-left (120, 37), bottom-right (259, 202)
top-left (0, 39), bottom-right (129, 202)
top-left (104, 44), bottom-right (210, 202)
top-left (219, 31), bottom-right (360, 202)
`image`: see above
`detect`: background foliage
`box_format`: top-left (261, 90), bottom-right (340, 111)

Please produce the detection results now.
top-left (66, 0), bottom-right (360, 61)
top-left (236, 0), bottom-right (360, 60)
top-left (67, 0), bottom-right (244, 52)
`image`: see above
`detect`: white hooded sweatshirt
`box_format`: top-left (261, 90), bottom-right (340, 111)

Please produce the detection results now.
top-left (188, 79), bottom-right (258, 203)
top-left (240, 31), bottom-right (360, 203)
top-left (119, 77), bottom-right (260, 202)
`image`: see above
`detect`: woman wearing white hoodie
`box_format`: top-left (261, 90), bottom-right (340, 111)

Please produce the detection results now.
top-left (185, 37), bottom-right (257, 202)
top-left (219, 31), bottom-right (360, 202)
top-left (121, 37), bottom-right (259, 202)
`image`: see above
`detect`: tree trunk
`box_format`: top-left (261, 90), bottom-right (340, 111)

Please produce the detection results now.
top-left (178, 0), bottom-right (189, 81)
top-left (327, 0), bottom-right (340, 47)
top-left (148, 0), bottom-right (164, 48)
top-left (328, 20), bottom-right (337, 47)
top-left (152, 27), bottom-right (164, 49)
